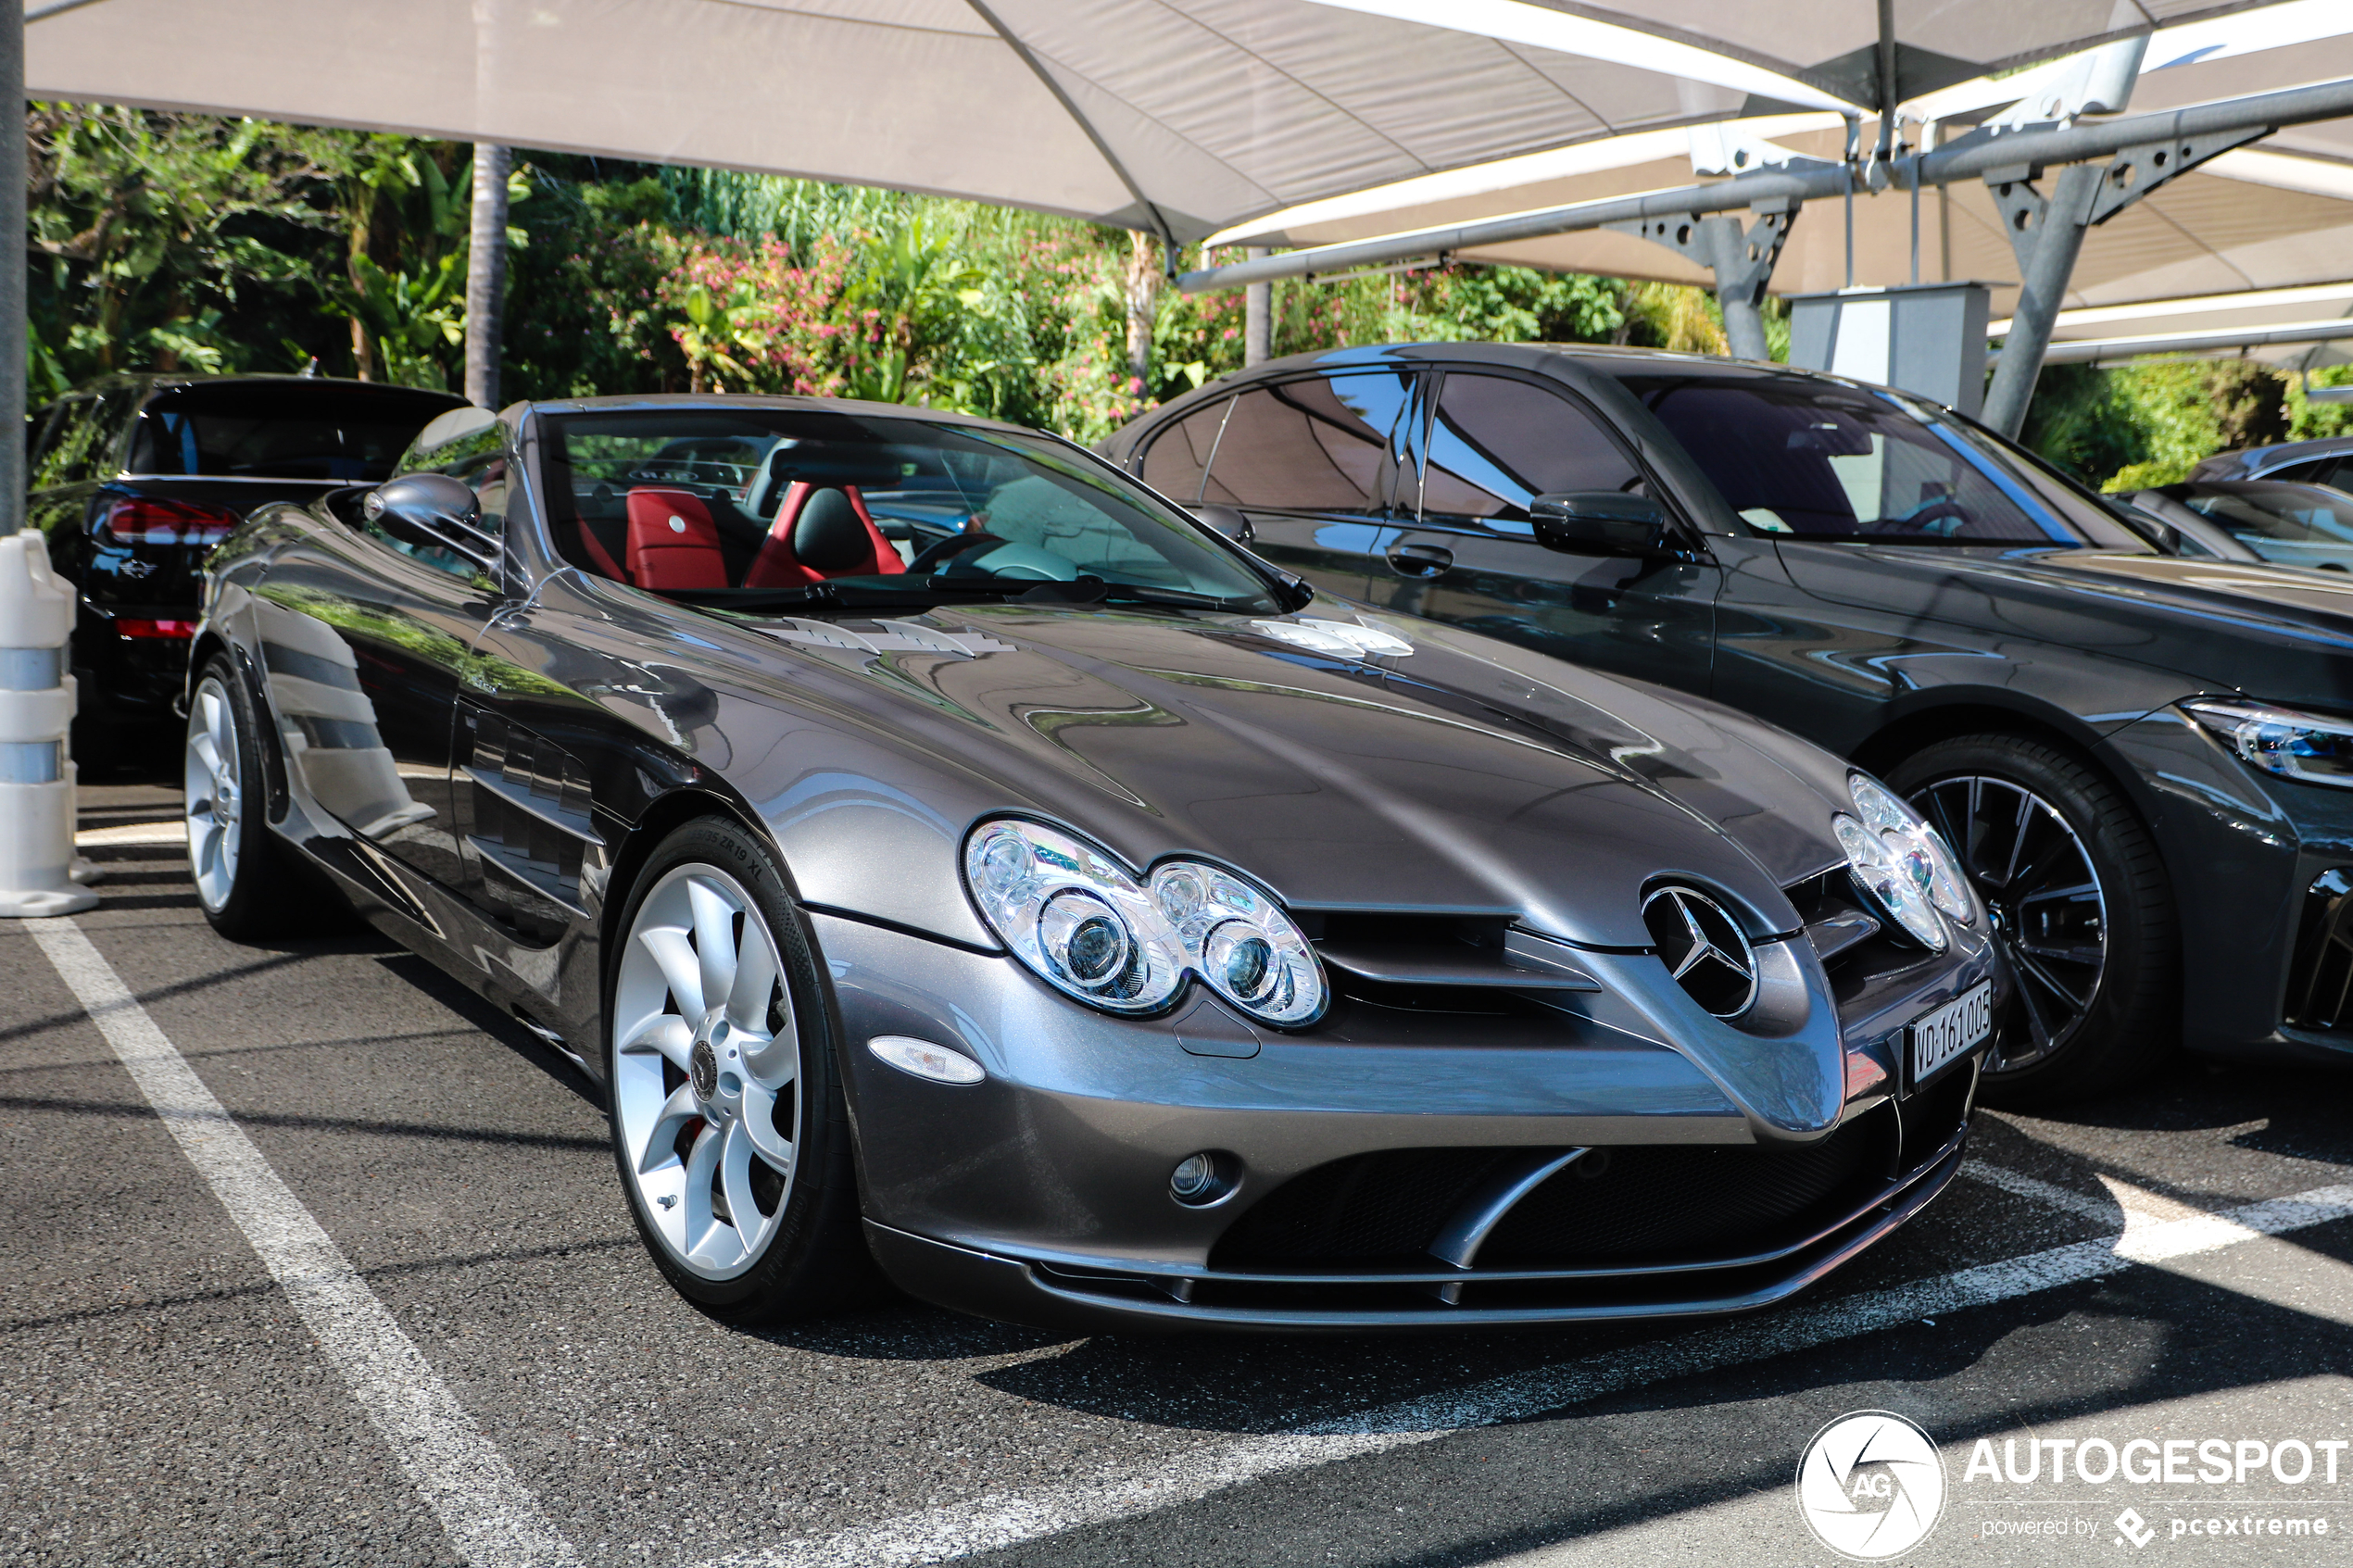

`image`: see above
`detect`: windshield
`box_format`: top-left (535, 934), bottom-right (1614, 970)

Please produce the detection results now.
top-left (1616, 372), bottom-right (2145, 549)
top-left (130, 383), bottom-right (460, 482)
top-left (540, 407), bottom-right (1279, 612)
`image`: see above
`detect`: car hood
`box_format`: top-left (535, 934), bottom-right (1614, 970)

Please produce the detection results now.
top-left (1777, 543), bottom-right (2353, 707)
top-left (713, 601), bottom-right (1853, 948)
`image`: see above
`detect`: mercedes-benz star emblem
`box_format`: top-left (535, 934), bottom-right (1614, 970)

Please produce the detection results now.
top-left (689, 1037), bottom-right (720, 1101)
top-left (1642, 885), bottom-right (1759, 1018)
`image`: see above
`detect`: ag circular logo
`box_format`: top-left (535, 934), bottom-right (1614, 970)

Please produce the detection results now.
top-left (1795, 1411), bottom-right (1945, 1560)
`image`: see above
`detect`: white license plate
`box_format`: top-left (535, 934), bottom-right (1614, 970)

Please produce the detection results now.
top-left (1910, 981), bottom-right (1994, 1090)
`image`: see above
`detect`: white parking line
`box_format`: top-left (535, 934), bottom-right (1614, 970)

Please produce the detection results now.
top-left (702, 1180), bottom-right (2353, 1568)
top-left (26, 918), bottom-right (580, 1568)
top-left (74, 821), bottom-right (187, 847)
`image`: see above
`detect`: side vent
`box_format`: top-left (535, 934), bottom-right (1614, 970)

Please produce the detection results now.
top-left (461, 706), bottom-right (601, 939)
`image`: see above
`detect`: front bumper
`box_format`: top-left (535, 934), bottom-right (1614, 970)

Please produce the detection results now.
top-left (863, 1101), bottom-right (1969, 1332)
top-left (814, 900), bottom-right (1993, 1332)
top-left (2106, 709), bottom-right (2353, 1061)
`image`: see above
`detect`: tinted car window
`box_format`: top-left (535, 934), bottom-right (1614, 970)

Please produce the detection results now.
top-left (1201, 371), bottom-right (1414, 512)
top-left (2270, 458), bottom-right (2347, 489)
top-left (1420, 372), bottom-right (1645, 523)
top-left (1139, 396), bottom-right (1229, 503)
top-left (130, 383), bottom-right (456, 482)
top-left (2182, 484), bottom-right (2353, 540)
top-left (1620, 374), bottom-right (2138, 547)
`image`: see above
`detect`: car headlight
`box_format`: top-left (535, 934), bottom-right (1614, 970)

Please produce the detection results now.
top-left (1146, 860), bottom-right (1325, 1025)
top-left (963, 819), bottom-right (1327, 1026)
top-left (2182, 698), bottom-right (2353, 788)
top-left (1832, 773), bottom-right (1972, 949)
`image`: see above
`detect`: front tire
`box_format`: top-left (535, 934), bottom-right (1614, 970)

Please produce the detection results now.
top-left (605, 815), bottom-right (873, 1321)
top-left (1888, 734), bottom-right (2176, 1105)
top-left (184, 656), bottom-right (305, 940)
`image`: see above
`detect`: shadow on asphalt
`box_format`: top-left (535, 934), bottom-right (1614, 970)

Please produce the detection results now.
top-left (963, 1229), bottom-right (2353, 1568)
top-left (369, 949), bottom-right (609, 1111)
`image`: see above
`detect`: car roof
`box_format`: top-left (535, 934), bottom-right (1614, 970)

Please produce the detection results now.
top-left (2191, 434), bottom-right (2353, 479)
top-left (2158, 478), bottom-right (2347, 495)
top-left (1105, 341), bottom-right (1888, 454)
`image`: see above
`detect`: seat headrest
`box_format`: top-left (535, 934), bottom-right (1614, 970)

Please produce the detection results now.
top-left (794, 486), bottom-right (875, 572)
top-left (625, 487), bottom-right (729, 590)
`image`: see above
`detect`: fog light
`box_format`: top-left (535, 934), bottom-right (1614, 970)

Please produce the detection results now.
top-left (1169, 1151), bottom-right (1232, 1206)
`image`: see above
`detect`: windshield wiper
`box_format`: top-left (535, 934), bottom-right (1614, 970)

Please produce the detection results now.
top-left (1092, 582), bottom-right (1265, 611)
top-left (669, 575), bottom-right (1270, 616)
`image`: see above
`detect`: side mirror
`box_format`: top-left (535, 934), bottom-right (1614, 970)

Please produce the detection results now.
top-left (1529, 491), bottom-right (1682, 558)
top-left (363, 473), bottom-right (498, 573)
top-left (1192, 503), bottom-right (1253, 544)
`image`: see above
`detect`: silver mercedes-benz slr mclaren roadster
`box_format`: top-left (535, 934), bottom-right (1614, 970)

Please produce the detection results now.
top-left (182, 395), bottom-right (2004, 1330)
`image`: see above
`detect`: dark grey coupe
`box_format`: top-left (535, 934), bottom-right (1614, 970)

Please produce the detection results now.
top-left (184, 395), bottom-right (1998, 1330)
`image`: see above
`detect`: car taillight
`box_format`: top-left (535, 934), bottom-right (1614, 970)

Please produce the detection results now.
top-left (96, 496), bottom-right (242, 547)
top-left (115, 619), bottom-right (198, 639)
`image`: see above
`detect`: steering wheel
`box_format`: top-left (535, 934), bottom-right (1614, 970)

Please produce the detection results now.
top-left (910, 531), bottom-right (1007, 574)
top-left (1869, 499), bottom-right (1971, 538)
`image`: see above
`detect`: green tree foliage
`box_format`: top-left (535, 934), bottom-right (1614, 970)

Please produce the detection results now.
top-left (26, 105), bottom-right (357, 394)
top-left (24, 107), bottom-right (1709, 443)
top-left (2021, 359), bottom-right (2297, 490)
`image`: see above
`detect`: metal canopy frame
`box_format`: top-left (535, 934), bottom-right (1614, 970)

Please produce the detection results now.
top-left (1175, 75), bottom-right (2353, 437)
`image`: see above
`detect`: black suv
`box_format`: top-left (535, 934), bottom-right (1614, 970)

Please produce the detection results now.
top-left (1108, 344), bottom-right (2353, 1102)
top-left (31, 374), bottom-right (465, 757)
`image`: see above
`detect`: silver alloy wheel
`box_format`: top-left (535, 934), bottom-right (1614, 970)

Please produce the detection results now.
top-left (1908, 774), bottom-right (2108, 1073)
top-left (612, 863), bottom-right (799, 1281)
top-left (183, 674), bottom-right (243, 912)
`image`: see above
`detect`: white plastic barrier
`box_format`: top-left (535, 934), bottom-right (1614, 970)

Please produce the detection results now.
top-left (0, 532), bottom-right (97, 916)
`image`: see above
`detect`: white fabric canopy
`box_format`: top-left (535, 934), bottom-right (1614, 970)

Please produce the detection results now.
top-left (2014, 282), bottom-right (2353, 368)
top-left (23, 0), bottom-right (2315, 245)
top-left (1204, 7), bottom-right (2353, 320)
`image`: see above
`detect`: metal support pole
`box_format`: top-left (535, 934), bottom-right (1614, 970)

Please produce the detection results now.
top-left (1716, 218), bottom-right (1776, 364)
top-left (1607, 203), bottom-right (1794, 363)
top-left (0, 5), bottom-right (22, 537)
top-left (1980, 162), bottom-right (2102, 439)
top-left (1243, 245), bottom-right (1271, 367)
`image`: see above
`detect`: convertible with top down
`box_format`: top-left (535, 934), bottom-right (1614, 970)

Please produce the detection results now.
top-left (182, 395), bottom-right (2001, 1330)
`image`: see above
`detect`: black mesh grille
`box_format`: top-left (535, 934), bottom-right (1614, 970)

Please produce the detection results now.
top-left (2285, 869), bottom-right (2353, 1032)
top-left (1209, 1148), bottom-right (1511, 1266)
top-left (1211, 1111), bottom-right (1901, 1273)
top-left (1478, 1112), bottom-right (1891, 1266)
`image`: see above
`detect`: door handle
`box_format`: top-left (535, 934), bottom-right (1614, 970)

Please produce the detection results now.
top-left (1387, 543), bottom-right (1453, 578)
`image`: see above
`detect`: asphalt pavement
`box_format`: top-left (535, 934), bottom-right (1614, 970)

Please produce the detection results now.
top-left (6, 767), bottom-right (2353, 1568)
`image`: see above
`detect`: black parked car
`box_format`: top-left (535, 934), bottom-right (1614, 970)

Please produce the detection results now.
top-left (182, 395), bottom-right (1999, 1330)
top-left (2189, 434), bottom-right (2353, 489)
top-left (1107, 345), bottom-right (2353, 1102)
top-left (30, 373), bottom-right (466, 757)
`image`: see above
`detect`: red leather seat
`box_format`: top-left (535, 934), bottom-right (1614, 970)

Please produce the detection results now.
top-left (625, 488), bottom-right (729, 590)
top-left (744, 483), bottom-right (906, 588)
